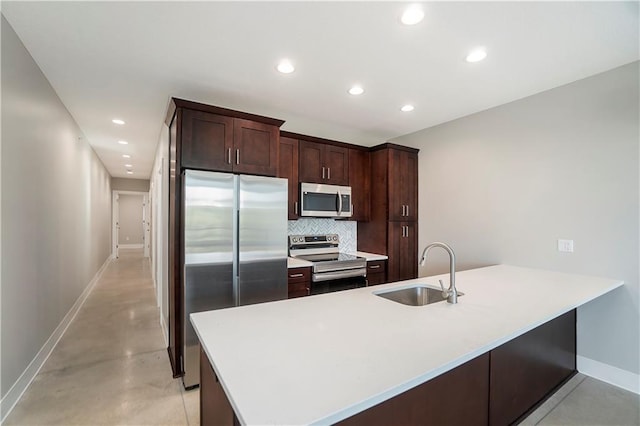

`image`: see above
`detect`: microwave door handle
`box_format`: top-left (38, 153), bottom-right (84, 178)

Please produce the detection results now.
top-left (337, 190), bottom-right (343, 215)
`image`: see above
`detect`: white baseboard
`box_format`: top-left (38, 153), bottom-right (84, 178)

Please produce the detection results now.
top-left (0, 256), bottom-right (112, 423)
top-left (577, 355), bottom-right (640, 394)
top-left (119, 244), bottom-right (143, 249)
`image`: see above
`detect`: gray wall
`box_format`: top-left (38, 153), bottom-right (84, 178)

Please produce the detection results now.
top-left (118, 194), bottom-right (144, 245)
top-left (1, 17), bottom-right (112, 397)
top-left (111, 177), bottom-right (150, 192)
top-left (393, 62), bottom-right (639, 376)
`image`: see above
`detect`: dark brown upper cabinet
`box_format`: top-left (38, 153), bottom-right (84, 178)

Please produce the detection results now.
top-left (278, 136), bottom-right (300, 220)
top-left (299, 140), bottom-right (349, 185)
top-left (388, 148), bottom-right (418, 222)
top-left (179, 103), bottom-right (281, 177)
top-left (181, 109), bottom-right (234, 172)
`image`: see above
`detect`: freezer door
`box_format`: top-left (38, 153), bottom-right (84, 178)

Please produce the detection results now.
top-left (238, 175), bottom-right (288, 305)
top-left (183, 170), bottom-right (234, 389)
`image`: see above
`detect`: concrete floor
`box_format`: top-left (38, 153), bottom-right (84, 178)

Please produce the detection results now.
top-left (4, 249), bottom-right (199, 425)
top-left (4, 249), bottom-right (638, 425)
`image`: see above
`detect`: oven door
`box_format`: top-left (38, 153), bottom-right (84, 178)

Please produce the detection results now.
top-left (310, 276), bottom-right (366, 295)
top-left (300, 183), bottom-right (352, 218)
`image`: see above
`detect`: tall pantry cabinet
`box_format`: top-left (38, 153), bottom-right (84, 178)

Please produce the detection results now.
top-left (358, 144), bottom-right (419, 282)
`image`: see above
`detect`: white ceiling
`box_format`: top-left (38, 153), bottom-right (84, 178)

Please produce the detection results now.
top-left (3, 2), bottom-right (638, 179)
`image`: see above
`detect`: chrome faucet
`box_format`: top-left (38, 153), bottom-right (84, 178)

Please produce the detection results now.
top-left (419, 242), bottom-right (458, 304)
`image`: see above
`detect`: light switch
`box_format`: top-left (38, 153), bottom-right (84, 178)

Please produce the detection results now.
top-left (557, 239), bottom-right (574, 253)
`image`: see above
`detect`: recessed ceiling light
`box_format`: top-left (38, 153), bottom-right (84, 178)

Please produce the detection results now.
top-left (348, 86), bottom-right (364, 95)
top-left (118, 140), bottom-right (128, 145)
top-left (122, 154), bottom-right (131, 158)
top-left (126, 171), bottom-right (133, 175)
top-left (277, 59), bottom-right (295, 74)
top-left (401, 4), bottom-right (424, 25)
top-left (125, 164), bottom-right (133, 168)
top-left (466, 48), bottom-right (487, 63)
top-left (401, 105), bottom-right (415, 112)
top-left (112, 119), bottom-right (125, 125)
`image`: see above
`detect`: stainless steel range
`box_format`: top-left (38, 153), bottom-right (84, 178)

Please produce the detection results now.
top-left (289, 234), bottom-right (367, 294)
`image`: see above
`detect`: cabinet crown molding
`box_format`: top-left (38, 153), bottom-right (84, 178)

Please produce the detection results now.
top-left (165, 97), bottom-right (285, 128)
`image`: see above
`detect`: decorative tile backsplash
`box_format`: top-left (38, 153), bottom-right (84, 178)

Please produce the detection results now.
top-left (288, 219), bottom-right (357, 253)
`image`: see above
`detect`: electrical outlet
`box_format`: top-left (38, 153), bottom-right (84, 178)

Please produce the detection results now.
top-left (557, 239), bottom-right (574, 253)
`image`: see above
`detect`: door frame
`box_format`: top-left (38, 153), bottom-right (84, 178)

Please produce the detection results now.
top-left (112, 190), bottom-right (150, 258)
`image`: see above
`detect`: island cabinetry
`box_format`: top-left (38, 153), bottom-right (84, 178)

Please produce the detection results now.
top-left (358, 144), bottom-right (419, 283)
top-left (200, 347), bottom-right (238, 426)
top-left (337, 309), bottom-right (576, 426)
top-left (180, 103), bottom-right (281, 177)
top-left (288, 267), bottom-right (311, 298)
top-left (278, 136), bottom-right (299, 219)
top-left (349, 148), bottom-right (370, 221)
top-left (489, 309), bottom-right (576, 425)
top-left (339, 353), bottom-right (490, 426)
top-left (366, 260), bottom-right (386, 286)
top-left (299, 140), bottom-right (349, 185)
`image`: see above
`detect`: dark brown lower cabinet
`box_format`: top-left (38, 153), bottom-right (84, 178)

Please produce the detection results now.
top-left (200, 347), bottom-right (237, 426)
top-left (339, 353), bottom-right (490, 426)
top-left (366, 260), bottom-right (387, 286)
top-left (489, 309), bottom-right (576, 425)
top-left (200, 310), bottom-right (576, 426)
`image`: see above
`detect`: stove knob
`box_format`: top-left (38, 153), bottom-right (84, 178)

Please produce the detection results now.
top-left (293, 237), bottom-right (299, 243)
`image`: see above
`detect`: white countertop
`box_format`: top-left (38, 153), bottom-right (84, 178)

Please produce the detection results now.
top-left (191, 265), bottom-right (622, 425)
top-left (287, 256), bottom-right (314, 268)
top-left (287, 251), bottom-right (387, 268)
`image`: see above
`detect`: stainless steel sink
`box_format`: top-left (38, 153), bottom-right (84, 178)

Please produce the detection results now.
top-left (374, 285), bottom-right (464, 306)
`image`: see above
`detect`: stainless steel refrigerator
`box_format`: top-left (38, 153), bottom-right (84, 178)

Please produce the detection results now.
top-left (182, 170), bottom-right (288, 389)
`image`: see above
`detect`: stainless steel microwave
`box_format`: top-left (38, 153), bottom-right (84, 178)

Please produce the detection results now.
top-left (300, 183), bottom-right (352, 218)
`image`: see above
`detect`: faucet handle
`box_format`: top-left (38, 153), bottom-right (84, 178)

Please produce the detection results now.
top-left (438, 279), bottom-right (450, 298)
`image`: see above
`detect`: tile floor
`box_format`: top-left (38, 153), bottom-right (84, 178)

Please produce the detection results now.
top-left (4, 249), bottom-right (639, 425)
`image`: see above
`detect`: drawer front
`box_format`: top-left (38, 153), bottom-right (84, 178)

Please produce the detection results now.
top-left (367, 260), bottom-right (386, 274)
top-left (288, 267), bottom-right (311, 283)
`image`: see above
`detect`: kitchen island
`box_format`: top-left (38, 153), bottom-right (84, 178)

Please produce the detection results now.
top-left (190, 265), bottom-right (623, 425)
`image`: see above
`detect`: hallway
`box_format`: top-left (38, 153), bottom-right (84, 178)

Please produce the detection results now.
top-left (4, 249), bottom-right (199, 425)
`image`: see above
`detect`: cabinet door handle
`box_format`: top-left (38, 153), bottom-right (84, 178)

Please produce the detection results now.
top-left (289, 273), bottom-right (304, 278)
top-left (294, 201), bottom-right (298, 215)
top-left (401, 205), bottom-right (406, 216)
top-left (369, 265), bottom-right (381, 269)
top-left (322, 167), bottom-right (326, 179)
top-left (227, 148), bottom-right (232, 165)
top-left (406, 205), bottom-right (409, 217)
top-left (306, 287), bottom-right (310, 295)
top-left (327, 167), bottom-right (331, 180)
top-left (236, 149), bottom-right (240, 165)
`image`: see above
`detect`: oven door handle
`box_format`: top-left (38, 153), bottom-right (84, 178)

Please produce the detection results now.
top-left (312, 268), bottom-right (367, 282)
top-left (337, 190), bottom-right (343, 215)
